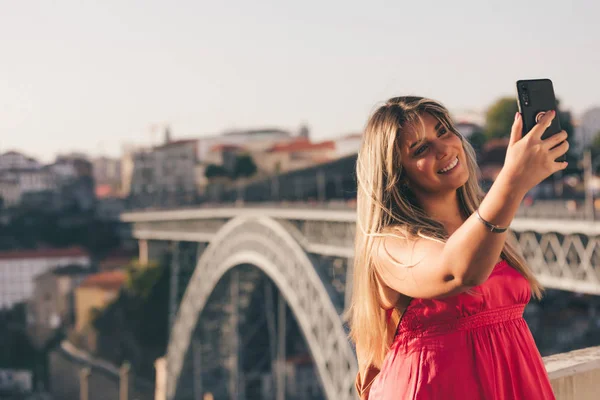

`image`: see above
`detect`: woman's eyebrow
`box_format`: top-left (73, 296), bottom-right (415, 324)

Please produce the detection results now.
top-left (409, 122), bottom-right (443, 149)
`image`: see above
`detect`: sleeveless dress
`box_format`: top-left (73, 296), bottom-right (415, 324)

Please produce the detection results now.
top-left (368, 259), bottom-right (555, 399)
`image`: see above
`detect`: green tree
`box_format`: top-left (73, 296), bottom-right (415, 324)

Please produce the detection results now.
top-left (204, 164), bottom-right (228, 179)
top-left (92, 258), bottom-right (170, 381)
top-left (591, 131), bottom-right (600, 172)
top-left (591, 130), bottom-right (600, 151)
top-left (467, 130), bottom-right (487, 157)
top-left (0, 303), bottom-right (36, 369)
top-left (484, 98), bottom-right (518, 140)
top-left (232, 154), bottom-right (257, 179)
top-left (484, 97), bottom-right (575, 139)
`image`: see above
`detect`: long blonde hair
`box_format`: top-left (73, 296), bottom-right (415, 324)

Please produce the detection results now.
top-left (348, 96), bottom-right (542, 377)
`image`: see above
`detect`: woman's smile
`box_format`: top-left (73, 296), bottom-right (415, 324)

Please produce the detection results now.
top-left (437, 156), bottom-right (459, 174)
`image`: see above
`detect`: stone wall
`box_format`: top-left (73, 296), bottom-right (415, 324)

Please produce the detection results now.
top-left (545, 346), bottom-right (600, 400)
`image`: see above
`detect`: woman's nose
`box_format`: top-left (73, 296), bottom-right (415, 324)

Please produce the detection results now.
top-left (435, 142), bottom-right (451, 160)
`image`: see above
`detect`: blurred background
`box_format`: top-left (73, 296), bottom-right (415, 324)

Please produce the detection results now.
top-left (0, 1), bottom-right (599, 399)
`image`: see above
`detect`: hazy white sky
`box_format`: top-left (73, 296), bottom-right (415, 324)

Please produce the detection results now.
top-left (1, 0), bottom-right (599, 161)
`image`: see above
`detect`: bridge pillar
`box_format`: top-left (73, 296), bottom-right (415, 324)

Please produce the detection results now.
top-left (345, 257), bottom-right (354, 312)
top-left (139, 240), bottom-right (170, 266)
top-left (317, 170), bottom-right (326, 202)
top-left (271, 176), bottom-right (279, 200)
top-left (276, 291), bottom-right (286, 400)
top-left (138, 239), bottom-right (148, 265)
top-left (169, 241), bottom-right (180, 331)
top-left (191, 338), bottom-right (203, 400)
top-left (228, 269), bottom-right (241, 400)
top-left (154, 357), bottom-right (167, 400)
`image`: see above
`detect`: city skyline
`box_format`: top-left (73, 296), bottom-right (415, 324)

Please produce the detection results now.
top-left (1, 0), bottom-right (599, 162)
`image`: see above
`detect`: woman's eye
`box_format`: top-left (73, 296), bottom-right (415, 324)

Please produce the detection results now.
top-left (439, 127), bottom-right (448, 136)
top-left (415, 144), bottom-right (428, 155)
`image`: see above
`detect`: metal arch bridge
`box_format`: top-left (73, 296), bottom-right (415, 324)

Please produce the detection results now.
top-left (121, 206), bottom-right (600, 400)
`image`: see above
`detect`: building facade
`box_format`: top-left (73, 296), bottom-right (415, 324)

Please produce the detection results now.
top-left (256, 138), bottom-right (337, 175)
top-left (92, 156), bottom-right (122, 198)
top-left (27, 265), bottom-right (90, 349)
top-left (129, 139), bottom-right (199, 207)
top-left (0, 151), bottom-right (56, 207)
top-left (576, 107), bottom-right (600, 150)
top-left (74, 270), bottom-right (127, 333)
top-left (196, 128), bottom-right (294, 161)
top-left (0, 247), bottom-right (90, 309)
top-left (0, 151), bottom-right (40, 171)
top-left (73, 270), bottom-right (126, 352)
top-left (0, 152), bottom-right (95, 209)
top-left (333, 133), bottom-right (362, 158)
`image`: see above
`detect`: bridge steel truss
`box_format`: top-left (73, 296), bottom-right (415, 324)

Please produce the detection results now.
top-left (122, 207), bottom-right (600, 399)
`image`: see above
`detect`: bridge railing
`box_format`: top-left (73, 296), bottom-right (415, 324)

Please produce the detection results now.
top-left (124, 155), bottom-right (598, 219)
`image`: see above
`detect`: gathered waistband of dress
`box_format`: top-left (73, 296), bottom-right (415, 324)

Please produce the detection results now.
top-left (397, 304), bottom-right (526, 338)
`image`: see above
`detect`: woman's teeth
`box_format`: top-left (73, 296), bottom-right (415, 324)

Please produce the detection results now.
top-left (438, 157), bottom-right (458, 174)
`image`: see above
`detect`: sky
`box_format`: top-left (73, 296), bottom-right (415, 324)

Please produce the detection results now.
top-left (1, 0), bottom-right (599, 162)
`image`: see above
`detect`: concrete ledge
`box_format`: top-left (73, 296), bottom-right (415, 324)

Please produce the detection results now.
top-left (544, 346), bottom-right (600, 400)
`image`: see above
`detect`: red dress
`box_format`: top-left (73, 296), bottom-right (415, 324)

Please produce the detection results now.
top-left (368, 259), bottom-right (555, 399)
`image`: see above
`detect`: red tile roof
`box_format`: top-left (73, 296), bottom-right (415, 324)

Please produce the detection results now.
top-left (95, 184), bottom-right (114, 198)
top-left (269, 139), bottom-right (335, 153)
top-left (0, 247), bottom-right (89, 260)
top-left (79, 270), bottom-right (127, 291)
top-left (99, 256), bottom-right (134, 270)
top-left (210, 143), bottom-right (244, 152)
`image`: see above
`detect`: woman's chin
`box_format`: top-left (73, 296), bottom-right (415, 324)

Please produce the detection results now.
top-left (435, 171), bottom-right (469, 190)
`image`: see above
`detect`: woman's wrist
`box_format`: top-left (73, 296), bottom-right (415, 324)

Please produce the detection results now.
top-left (495, 168), bottom-right (529, 200)
top-left (475, 209), bottom-right (509, 233)
top-left (478, 171), bottom-right (525, 229)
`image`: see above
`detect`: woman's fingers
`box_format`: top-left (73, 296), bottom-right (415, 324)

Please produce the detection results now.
top-left (543, 130), bottom-right (568, 149)
top-left (552, 158), bottom-right (569, 173)
top-left (549, 139), bottom-right (570, 159)
top-left (509, 112), bottom-right (523, 146)
top-left (529, 110), bottom-right (556, 139)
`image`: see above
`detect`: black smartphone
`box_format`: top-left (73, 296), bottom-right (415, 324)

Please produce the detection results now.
top-left (516, 78), bottom-right (566, 162)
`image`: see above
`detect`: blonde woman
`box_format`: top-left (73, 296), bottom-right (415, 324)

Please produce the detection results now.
top-left (349, 96), bottom-right (568, 399)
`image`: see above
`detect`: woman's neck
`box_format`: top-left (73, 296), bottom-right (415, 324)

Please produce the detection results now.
top-left (415, 190), bottom-right (466, 235)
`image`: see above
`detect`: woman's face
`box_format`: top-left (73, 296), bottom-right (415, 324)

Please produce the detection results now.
top-left (398, 113), bottom-right (469, 196)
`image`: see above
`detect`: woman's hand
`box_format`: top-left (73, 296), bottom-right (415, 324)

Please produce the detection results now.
top-left (501, 110), bottom-right (569, 196)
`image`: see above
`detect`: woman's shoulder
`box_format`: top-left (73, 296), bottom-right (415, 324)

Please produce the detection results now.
top-left (372, 226), bottom-right (413, 257)
top-left (372, 225), bottom-right (443, 268)
top-left (379, 224), bottom-right (411, 237)
top-left (374, 268), bottom-right (402, 309)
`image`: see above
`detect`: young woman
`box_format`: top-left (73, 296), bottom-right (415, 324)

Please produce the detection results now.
top-left (349, 96), bottom-right (568, 399)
